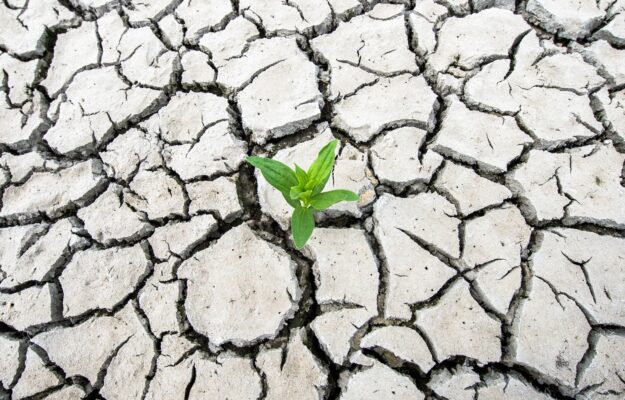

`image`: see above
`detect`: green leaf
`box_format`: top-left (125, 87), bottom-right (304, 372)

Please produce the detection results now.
top-left (290, 186), bottom-right (311, 200)
top-left (247, 156), bottom-right (298, 194)
top-left (311, 173), bottom-right (331, 197)
top-left (304, 177), bottom-right (319, 191)
top-left (307, 139), bottom-right (338, 187)
top-left (309, 190), bottom-right (359, 210)
top-left (291, 207), bottom-right (315, 249)
top-left (282, 191), bottom-right (302, 209)
top-left (290, 186), bottom-right (304, 200)
top-left (294, 164), bottom-right (308, 187)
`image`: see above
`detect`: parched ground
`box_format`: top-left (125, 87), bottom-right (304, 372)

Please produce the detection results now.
top-left (1, 0), bottom-right (625, 399)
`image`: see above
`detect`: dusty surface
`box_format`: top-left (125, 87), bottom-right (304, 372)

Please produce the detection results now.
top-left (1, 0), bottom-right (624, 399)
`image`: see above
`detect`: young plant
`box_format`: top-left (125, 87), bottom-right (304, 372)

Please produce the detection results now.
top-left (247, 139), bottom-right (359, 249)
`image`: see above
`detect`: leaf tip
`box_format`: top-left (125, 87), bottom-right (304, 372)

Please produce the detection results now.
top-left (347, 191), bottom-right (360, 201)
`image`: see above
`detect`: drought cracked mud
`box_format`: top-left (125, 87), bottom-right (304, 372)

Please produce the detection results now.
top-left (0, 0), bottom-right (624, 399)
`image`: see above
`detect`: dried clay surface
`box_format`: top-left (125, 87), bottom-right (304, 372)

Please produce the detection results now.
top-left (1, 0), bottom-right (625, 399)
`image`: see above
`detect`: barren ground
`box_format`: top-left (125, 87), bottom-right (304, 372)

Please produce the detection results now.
top-left (1, 0), bottom-right (625, 399)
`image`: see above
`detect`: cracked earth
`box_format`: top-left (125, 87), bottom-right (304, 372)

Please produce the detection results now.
top-left (1, 0), bottom-right (625, 399)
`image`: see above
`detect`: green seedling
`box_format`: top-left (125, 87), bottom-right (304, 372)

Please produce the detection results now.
top-left (247, 139), bottom-right (359, 249)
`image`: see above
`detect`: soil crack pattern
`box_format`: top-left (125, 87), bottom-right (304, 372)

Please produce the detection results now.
top-left (1, 0), bottom-right (625, 399)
